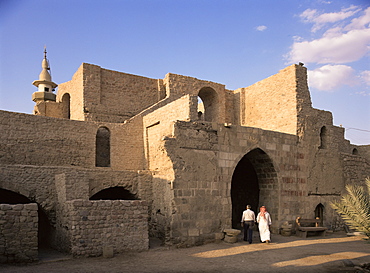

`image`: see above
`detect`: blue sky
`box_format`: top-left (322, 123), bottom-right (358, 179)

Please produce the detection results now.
top-left (0, 0), bottom-right (369, 145)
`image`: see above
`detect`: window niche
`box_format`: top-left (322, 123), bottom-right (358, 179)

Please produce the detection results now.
top-left (95, 127), bottom-right (110, 167)
top-left (319, 126), bottom-right (327, 149)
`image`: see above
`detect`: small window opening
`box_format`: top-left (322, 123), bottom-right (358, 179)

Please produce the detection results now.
top-left (314, 203), bottom-right (324, 226)
top-left (197, 96), bottom-right (205, 121)
top-left (95, 127), bottom-right (110, 167)
top-left (319, 126), bottom-right (327, 149)
top-left (352, 148), bottom-right (358, 155)
top-left (44, 87), bottom-right (49, 92)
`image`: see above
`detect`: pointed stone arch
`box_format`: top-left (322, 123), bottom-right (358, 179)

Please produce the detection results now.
top-left (231, 148), bottom-right (278, 229)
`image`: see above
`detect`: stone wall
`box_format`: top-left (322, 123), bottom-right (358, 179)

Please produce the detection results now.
top-left (56, 63), bottom-right (164, 123)
top-left (64, 200), bottom-right (148, 257)
top-left (0, 110), bottom-right (147, 171)
top-left (0, 110), bottom-right (95, 167)
top-left (341, 153), bottom-right (370, 186)
top-left (56, 64), bottom-right (84, 121)
top-left (240, 65), bottom-right (303, 135)
top-left (163, 73), bottom-right (227, 123)
top-left (0, 203), bottom-right (38, 263)
top-left (141, 95), bottom-right (195, 240)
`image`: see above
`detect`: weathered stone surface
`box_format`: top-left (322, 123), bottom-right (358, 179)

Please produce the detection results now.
top-left (223, 229), bottom-right (241, 236)
top-left (0, 204), bottom-right (38, 263)
top-left (0, 62), bottom-right (368, 261)
top-left (224, 235), bottom-right (238, 243)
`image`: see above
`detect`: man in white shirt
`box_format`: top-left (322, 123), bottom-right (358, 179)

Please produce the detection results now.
top-left (241, 205), bottom-right (256, 244)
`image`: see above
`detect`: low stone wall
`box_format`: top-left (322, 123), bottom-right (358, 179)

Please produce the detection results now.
top-left (65, 199), bottom-right (149, 257)
top-left (0, 203), bottom-right (38, 263)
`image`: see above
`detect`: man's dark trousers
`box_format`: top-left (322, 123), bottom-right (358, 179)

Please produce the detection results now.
top-left (243, 221), bottom-right (254, 243)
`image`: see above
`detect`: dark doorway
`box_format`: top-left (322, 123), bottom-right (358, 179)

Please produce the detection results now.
top-left (231, 148), bottom-right (278, 229)
top-left (90, 186), bottom-right (138, 200)
top-left (0, 188), bottom-right (53, 248)
top-left (231, 155), bottom-right (259, 229)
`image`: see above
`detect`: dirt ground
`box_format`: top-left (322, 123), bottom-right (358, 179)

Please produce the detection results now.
top-left (1, 231), bottom-right (369, 273)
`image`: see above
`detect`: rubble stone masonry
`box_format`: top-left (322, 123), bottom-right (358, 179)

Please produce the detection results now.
top-left (64, 200), bottom-right (148, 257)
top-left (0, 203), bottom-right (38, 263)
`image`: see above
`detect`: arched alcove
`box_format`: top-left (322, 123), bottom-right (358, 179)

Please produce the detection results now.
top-left (90, 186), bottom-right (138, 200)
top-left (197, 96), bottom-right (205, 120)
top-left (198, 87), bottom-right (218, 122)
top-left (231, 148), bottom-right (277, 229)
top-left (315, 203), bottom-right (324, 226)
top-left (319, 126), bottom-right (327, 149)
top-left (352, 148), bottom-right (358, 155)
top-left (95, 127), bottom-right (110, 167)
top-left (61, 93), bottom-right (70, 119)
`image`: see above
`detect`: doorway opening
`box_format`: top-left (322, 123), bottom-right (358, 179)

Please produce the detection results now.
top-left (0, 188), bottom-right (54, 252)
top-left (315, 203), bottom-right (324, 226)
top-left (231, 148), bottom-right (277, 229)
top-left (197, 87), bottom-right (218, 122)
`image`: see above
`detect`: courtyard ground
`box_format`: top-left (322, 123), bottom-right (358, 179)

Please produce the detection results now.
top-left (1, 231), bottom-right (369, 273)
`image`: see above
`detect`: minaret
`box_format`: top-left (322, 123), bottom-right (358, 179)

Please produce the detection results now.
top-left (32, 47), bottom-right (57, 102)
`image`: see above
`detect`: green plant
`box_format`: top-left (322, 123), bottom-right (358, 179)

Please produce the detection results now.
top-left (331, 178), bottom-right (370, 239)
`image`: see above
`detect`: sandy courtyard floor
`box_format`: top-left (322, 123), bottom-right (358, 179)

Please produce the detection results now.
top-left (1, 232), bottom-right (369, 273)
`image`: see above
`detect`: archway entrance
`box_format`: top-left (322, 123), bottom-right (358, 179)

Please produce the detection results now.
top-left (0, 188), bottom-right (54, 249)
top-left (231, 148), bottom-right (277, 229)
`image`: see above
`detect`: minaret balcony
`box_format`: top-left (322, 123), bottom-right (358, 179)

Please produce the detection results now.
top-left (32, 91), bottom-right (56, 102)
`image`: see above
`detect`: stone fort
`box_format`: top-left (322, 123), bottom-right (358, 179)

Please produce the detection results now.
top-left (0, 51), bottom-right (369, 262)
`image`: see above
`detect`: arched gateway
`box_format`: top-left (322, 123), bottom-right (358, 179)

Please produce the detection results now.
top-left (231, 148), bottom-right (278, 228)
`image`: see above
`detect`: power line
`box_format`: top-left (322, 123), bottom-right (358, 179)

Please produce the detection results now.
top-left (345, 128), bottom-right (370, 133)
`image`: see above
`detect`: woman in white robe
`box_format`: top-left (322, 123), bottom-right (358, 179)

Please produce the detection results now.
top-left (257, 206), bottom-right (272, 243)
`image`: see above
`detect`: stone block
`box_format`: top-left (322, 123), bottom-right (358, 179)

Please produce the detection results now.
top-left (223, 229), bottom-right (241, 236)
top-left (188, 229), bottom-right (200, 237)
top-left (224, 235), bottom-right (238, 243)
top-left (214, 232), bottom-right (225, 240)
top-left (102, 245), bottom-right (114, 258)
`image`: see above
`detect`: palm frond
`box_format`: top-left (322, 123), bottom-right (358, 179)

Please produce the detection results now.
top-left (331, 178), bottom-right (370, 238)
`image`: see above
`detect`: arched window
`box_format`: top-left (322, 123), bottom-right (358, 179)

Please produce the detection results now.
top-left (319, 126), bottom-right (327, 149)
top-left (197, 96), bottom-right (205, 120)
top-left (352, 148), bottom-right (358, 155)
top-left (95, 127), bottom-right (110, 167)
top-left (61, 93), bottom-right (70, 119)
top-left (315, 203), bottom-right (324, 226)
top-left (198, 87), bottom-right (218, 122)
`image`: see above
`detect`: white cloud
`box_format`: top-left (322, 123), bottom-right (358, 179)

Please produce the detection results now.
top-left (360, 71), bottom-right (370, 86)
top-left (287, 6), bottom-right (370, 92)
top-left (300, 5), bottom-right (361, 32)
top-left (288, 28), bottom-right (370, 64)
top-left (345, 6), bottom-right (370, 30)
top-left (256, 25), bottom-right (267, 31)
top-left (354, 91), bottom-right (370, 96)
top-left (308, 65), bottom-right (358, 91)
